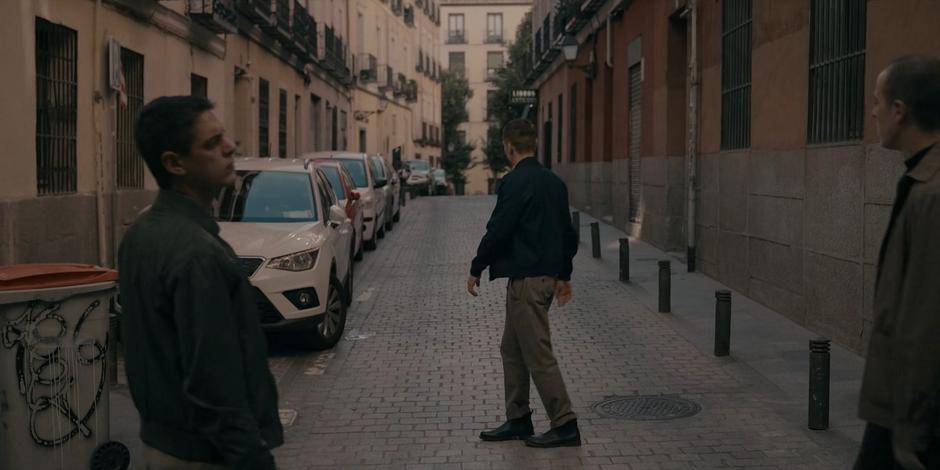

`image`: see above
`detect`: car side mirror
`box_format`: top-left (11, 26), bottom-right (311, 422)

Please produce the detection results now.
top-left (329, 205), bottom-right (347, 226)
top-left (351, 192), bottom-right (361, 201)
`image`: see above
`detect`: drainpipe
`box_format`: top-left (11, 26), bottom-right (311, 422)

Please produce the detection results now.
top-left (685, 0), bottom-right (699, 272)
top-left (93, 0), bottom-right (109, 267)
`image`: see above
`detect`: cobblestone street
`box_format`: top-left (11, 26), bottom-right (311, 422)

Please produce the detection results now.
top-left (245, 196), bottom-right (862, 469)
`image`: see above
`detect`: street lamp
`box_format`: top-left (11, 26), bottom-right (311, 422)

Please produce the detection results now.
top-left (561, 34), bottom-right (579, 61)
top-left (354, 94), bottom-right (390, 121)
top-left (561, 33), bottom-right (597, 80)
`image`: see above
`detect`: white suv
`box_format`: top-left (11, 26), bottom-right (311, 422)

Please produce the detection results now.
top-left (309, 152), bottom-right (387, 250)
top-left (215, 158), bottom-right (355, 349)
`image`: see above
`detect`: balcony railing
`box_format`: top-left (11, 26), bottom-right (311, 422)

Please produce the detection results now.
top-left (484, 33), bottom-right (504, 44)
top-left (404, 5), bottom-right (415, 26)
top-left (189, 0), bottom-right (238, 34)
top-left (290, 1), bottom-right (315, 56)
top-left (261, 0), bottom-right (291, 41)
top-left (236, 0), bottom-right (274, 27)
top-left (446, 32), bottom-right (465, 44)
top-left (358, 53), bottom-right (378, 81)
top-left (323, 26), bottom-right (333, 66)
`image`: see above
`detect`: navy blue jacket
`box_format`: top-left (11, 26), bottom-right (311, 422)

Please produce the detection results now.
top-left (471, 157), bottom-right (578, 281)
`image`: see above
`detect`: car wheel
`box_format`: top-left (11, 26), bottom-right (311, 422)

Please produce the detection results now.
top-left (301, 276), bottom-right (347, 350)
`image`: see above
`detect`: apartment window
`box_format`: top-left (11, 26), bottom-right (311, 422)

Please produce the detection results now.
top-left (117, 47), bottom-right (145, 189)
top-left (278, 89), bottom-right (287, 158)
top-left (808, 0), bottom-right (866, 143)
top-left (448, 14), bottom-right (465, 43)
top-left (340, 111), bottom-right (348, 150)
top-left (191, 73), bottom-right (208, 98)
top-left (557, 94), bottom-right (563, 163)
top-left (35, 18), bottom-right (77, 195)
top-left (568, 84), bottom-right (577, 162)
top-left (486, 13), bottom-right (503, 43)
top-left (487, 90), bottom-right (497, 121)
top-left (486, 51), bottom-right (504, 80)
top-left (449, 51), bottom-right (465, 74)
top-left (721, 0), bottom-right (752, 150)
top-left (359, 129), bottom-right (366, 152)
top-left (259, 79), bottom-right (270, 156)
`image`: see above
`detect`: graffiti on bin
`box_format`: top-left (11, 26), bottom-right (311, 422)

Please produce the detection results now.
top-left (1, 299), bottom-right (108, 447)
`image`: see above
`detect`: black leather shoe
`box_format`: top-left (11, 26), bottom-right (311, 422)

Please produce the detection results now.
top-left (479, 413), bottom-right (534, 441)
top-left (524, 419), bottom-right (581, 448)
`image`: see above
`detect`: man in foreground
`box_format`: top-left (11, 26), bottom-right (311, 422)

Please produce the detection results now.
top-left (467, 119), bottom-right (581, 448)
top-left (857, 55), bottom-right (940, 470)
top-left (119, 96), bottom-right (282, 469)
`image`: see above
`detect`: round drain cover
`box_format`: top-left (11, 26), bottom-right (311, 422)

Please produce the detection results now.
top-left (593, 395), bottom-right (701, 420)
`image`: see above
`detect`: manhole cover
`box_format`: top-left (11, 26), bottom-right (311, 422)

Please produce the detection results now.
top-left (593, 395), bottom-right (701, 420)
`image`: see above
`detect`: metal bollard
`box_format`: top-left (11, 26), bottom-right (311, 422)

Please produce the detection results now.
top-left (714, 290), bottom-right (732, 356)
top-left (571, 211), bottom-right (581, 243)
top-left (591, 222), bottom-right (601, 258)
top-left (619, 238), bottom-right (630, 282)
top-left (808, 338), bottom-right (831, 430)
top-left (658, 260), bottom-right (671, 313)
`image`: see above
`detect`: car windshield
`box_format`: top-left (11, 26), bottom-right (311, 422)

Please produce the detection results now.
top-left (407, 160), bottom-right (429, 172)
top-left (215, 170), bottom-right (318, 223)
top-left (371, 157), bottom-right (387, 179)
top-left (337, 159), bottom-right (368, 188)
top-left (319, 165), bottom-right (345, 201)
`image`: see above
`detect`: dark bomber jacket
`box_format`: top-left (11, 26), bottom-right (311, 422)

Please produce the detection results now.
top-left (118, 190), bottom-right (282, 469)
top-left (470, 156), bottom-right (579, 281)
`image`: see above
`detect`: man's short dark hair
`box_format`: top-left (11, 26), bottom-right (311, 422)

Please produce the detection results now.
top-left (135, 96), bottom-right (215, 188)
top-left (502, 119), bottom-right (537, 154)
top-left (884, 55), bottom-right (940, 132)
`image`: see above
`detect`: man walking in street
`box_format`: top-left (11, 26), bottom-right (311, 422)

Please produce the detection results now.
top-left (119, 96), bottom-right (282, 469)
top-left (467, 119), bottom-right (580, 448)
top-left (857, 55), bottom-right (940, 470)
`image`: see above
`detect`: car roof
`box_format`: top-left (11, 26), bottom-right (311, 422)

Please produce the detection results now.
top-left (300, 151), bottom-right (370, 161)
top-left (233, 157), bottom-right (314, 173)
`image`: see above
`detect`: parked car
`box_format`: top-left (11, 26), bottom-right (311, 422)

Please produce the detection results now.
top-left (382, 156), bottom-right (403, 223)
top-left (214, 158), bottom-right (355, 350)
top-left (315, 159), bottom-right (365, 262)
top-left (369, 154), bottom-right (399, 231)
top-left (432, 168), bottom-right (448, 195)
top-left (311, 152), bottom-right (387, 251)
top-left (404, 159), bottom-right (433, 196)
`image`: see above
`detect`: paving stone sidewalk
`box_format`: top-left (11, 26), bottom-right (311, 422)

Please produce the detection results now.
top-left (268, 196), bottom-right (863, 470)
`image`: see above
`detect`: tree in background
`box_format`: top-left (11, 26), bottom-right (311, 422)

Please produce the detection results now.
top-left (484, 10), bottom-right (533, 187)
top-left (440, 69), bottom-right (473, 191)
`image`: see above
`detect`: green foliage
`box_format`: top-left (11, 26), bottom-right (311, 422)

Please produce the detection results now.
top-left (484, 11), bottom-right (534, 180)
top-left (440, 70), bottom-right (473, 185)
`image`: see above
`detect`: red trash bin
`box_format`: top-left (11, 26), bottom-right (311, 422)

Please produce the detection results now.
top-left (0, 264), bottom-right (129, 470)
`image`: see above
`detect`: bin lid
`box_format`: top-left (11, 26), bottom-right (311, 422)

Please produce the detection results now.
top-left (0, 264), bottom-right (118, 291)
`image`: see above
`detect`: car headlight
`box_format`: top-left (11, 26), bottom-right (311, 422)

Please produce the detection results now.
top-left (266, 249), bottom-right (318, 271)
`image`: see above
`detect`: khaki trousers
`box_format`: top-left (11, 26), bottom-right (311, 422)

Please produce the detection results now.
top-left (502, 276), bottom-right (576, 429)
top-left (142, 445), bottom-right (228, 470)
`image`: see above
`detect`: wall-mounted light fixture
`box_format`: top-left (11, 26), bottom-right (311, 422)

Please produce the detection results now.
top-left (561, 34), bottom-right (597, 79)
top-left (354, 94), bottom-right (390, 121)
